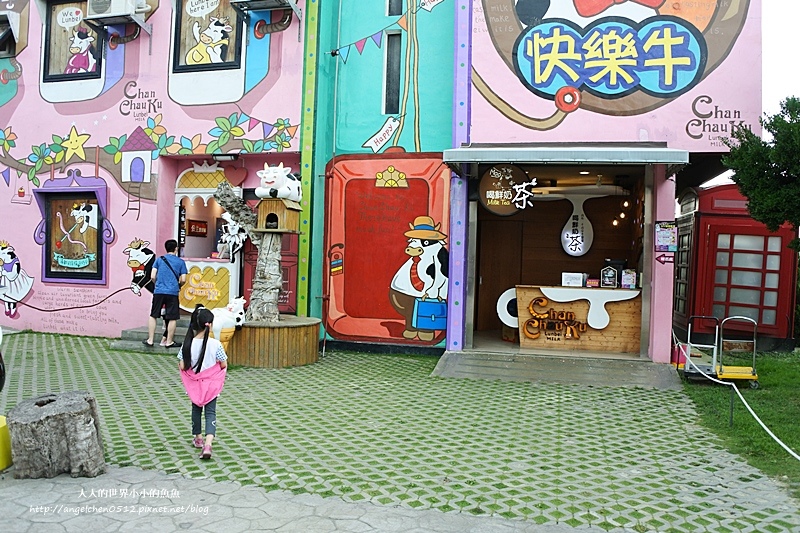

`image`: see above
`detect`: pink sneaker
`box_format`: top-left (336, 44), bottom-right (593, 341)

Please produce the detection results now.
top-left (193, 437), bottom-right (204, 448)
top-left (200, 444), bottom-right (212, 460)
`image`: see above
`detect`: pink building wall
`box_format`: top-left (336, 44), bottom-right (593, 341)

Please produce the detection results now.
top-left (0, 1), bottom-right (305, 337)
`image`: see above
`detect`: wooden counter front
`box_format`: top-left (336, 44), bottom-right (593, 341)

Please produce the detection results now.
top-left (515, 286), bottom-right (641, 354)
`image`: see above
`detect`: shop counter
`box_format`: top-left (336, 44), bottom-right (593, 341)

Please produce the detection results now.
top-left (515, 285), bottom-right (641, 354)
top-left (178, 258), bottom-right (241, 312)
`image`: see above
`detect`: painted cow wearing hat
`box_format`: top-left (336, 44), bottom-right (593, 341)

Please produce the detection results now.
top-left (389, 216), bottom-right (449, 342)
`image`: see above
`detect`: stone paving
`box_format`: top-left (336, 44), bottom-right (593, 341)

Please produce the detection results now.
top-left (0, 332), bottom-right (798, 532)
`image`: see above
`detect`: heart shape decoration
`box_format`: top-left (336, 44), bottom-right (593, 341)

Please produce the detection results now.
top-left (224, 166), bottom-right (248, 187)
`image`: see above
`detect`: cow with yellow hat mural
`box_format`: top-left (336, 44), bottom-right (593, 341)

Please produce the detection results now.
top-left (389, 216), bottom-right (449, 342)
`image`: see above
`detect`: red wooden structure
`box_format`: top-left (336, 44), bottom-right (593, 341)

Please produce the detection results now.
top-left (673, 185), bottom-right (797, 349)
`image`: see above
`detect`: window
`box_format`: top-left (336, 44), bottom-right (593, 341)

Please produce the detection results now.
top-left (173, 0), bottom-right (242, 73)
top-left (711, 231), bottom-right (780, 326)
top-left (384, 32), bottom-right (401, 115)
top-left (44, 194), bottom-right (104, 281)
top-left (0, 14), bottom-right (15, 58)
top-left (388, 0), bottom-right (403, 16)
top-left (43, 1), bottom-right (103, 82)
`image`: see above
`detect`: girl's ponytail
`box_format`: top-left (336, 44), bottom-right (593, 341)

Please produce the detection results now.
top-left (181, 304), bottom-right (204, 371)
top-left (192, 308), bottom-right (215, 373)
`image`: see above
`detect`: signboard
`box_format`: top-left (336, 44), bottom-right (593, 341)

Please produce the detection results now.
top-left (479, 164), bottom-right (537, 216)
top-left (469, 0), bottom-right (762, 150)
top-left (655, 221), bottom-right (678, 252)
top-left (187, 219), bottom-right (208, 237)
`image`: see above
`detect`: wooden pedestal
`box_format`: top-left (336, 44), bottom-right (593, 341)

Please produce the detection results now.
top-left (228, 316), bottom-right (321, 368)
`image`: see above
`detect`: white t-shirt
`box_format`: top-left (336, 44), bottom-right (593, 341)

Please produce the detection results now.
top-left (178, 337), bottom-right (227, 373)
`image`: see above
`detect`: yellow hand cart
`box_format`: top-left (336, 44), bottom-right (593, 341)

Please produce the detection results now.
top-left (717, 315), bottom-right (759, 389)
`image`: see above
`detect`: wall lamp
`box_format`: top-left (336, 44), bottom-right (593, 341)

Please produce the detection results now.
top-left (212, 154), bottom-right (239, 162)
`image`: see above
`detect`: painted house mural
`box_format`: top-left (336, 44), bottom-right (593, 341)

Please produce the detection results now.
top-left (0, 0), bottom-right (308, 337)
top-left (312, 0), bottom-right (455, 347)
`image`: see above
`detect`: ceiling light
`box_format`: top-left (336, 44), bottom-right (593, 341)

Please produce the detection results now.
top-left (619, 212), bottom-right (626, 219)
top-left (579, 171), bottom-right (590, 175)
top-left (612, 219), bottom-right (619, 226)
top-left (212, 154), bottom-right (238, 162)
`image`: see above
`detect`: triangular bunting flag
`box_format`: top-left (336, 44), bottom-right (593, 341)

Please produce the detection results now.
top-left (286, 125), bottom-right (298, 138)
top-left (239, 113), bottom-right (250, 125)
top-left (355, 38), bottom-right (367, 54)
top-left (371, 31), bottom-right (383, 48)
top-left (338, 46), bottom-right (351, 64)
top-left (396, 15), bottom-right (408, 31)
top-left (262, 123), bottom-right (275, 139)
top-left (1, 167), bottom-right (9, 186)
top-left (248, 117), bottom-right (260, 131)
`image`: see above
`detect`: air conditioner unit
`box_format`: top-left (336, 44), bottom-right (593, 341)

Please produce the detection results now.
top-left (85, 0), bottom-right (137, 23)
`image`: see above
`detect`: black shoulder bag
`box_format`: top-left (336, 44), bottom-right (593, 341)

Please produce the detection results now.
top-left (160, 256), bottom-right (184, 286)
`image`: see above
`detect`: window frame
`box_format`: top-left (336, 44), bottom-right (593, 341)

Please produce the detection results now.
top-left (0, 14), bottom-right (15, 58)
top-left (42, 192), bottom-right (105, 282)
top-left (172, 0), bottom-right (244, 74)
top-left (383, 31), bottom-right (402, 115)
top-left (42, 0), bottom-right (104, 83)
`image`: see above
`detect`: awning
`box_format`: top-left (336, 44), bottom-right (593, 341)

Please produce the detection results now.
top-left (443, 143), bottom-right (689, 165)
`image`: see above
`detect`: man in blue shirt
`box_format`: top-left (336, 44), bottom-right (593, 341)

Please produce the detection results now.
top-left (143, 239), bottom-right (187, 348)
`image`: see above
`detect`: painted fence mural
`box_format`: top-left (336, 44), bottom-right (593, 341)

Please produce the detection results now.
top-left (0, 0), bottom-right (306, 337)
top-left (471, 0), bottom-right (762, 146)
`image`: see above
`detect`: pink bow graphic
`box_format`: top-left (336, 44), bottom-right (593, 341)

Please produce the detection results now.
top-left (574, 0), bottom-right (665, 18)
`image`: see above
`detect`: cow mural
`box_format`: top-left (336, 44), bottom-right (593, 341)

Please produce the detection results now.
top-left (254, 162), bottom-right (302, 202)
top-left (0, 241), bottom-right (34, 318)
top-left (70, 202), bottom-right (99, 234)
top-left (123, 238), bottom-right (156, 295)
top-left (389, 216), bottom-right (449, 342)
top-left (186, 17), bottom-right (233, 65)
top-left (64, 29), bottom-right (98, 74)
top-left (516, 0), bottom-right (662, 26)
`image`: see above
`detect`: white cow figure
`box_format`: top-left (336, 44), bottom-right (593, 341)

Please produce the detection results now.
top-left (70, 202), bottom-right (99, 233)
top-left (516, 0), bottom-right (663, 27)
top-left (255, 162), bottom-right (302, 202)
top-left (210, 296), bottom-right (246, 342)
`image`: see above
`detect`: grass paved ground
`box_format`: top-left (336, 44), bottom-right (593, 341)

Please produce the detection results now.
top-left (1, 332), bottom-right (798, 532)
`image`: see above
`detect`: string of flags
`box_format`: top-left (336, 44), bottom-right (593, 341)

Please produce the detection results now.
top-left (333, 0), bottom-right (446, 64)
top-left (238, 111), bottom-right (299, 141)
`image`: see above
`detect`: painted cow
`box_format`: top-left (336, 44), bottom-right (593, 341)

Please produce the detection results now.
top-left (123, 238), bottom-right (156, 295)
top-left (389, 216), bottom-right (449, 342)
top-left (254, 162), bottom-right (302, 202)
top-left (64, 29), bottom-right (98, 74)
top-left (219, 212), bottom-right (247, 263)
top-left (187, 17), bottom-right (233, 65)
top-left (0, 241), bottom-right (34, 318)
top-left (210, 296), bottom-right (247, 342)
top-left (516, 0), bottom-right (663, 26)
top-left (71, 202), bottom-right (99, 233)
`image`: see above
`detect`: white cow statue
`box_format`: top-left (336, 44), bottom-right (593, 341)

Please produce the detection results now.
top-left (210, 296), bottom-right (247, 341)
top-left (254, 162), bottom-right (302, 202)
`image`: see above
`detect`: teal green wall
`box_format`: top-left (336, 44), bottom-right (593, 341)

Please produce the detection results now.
top-left (310, 1), bottom-right (455, 321)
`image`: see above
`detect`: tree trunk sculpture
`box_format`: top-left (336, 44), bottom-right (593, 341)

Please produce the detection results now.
top-left (7, 391), bottom-right (105, 478)
top-left (214, 181), bottom-right (283, 323)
